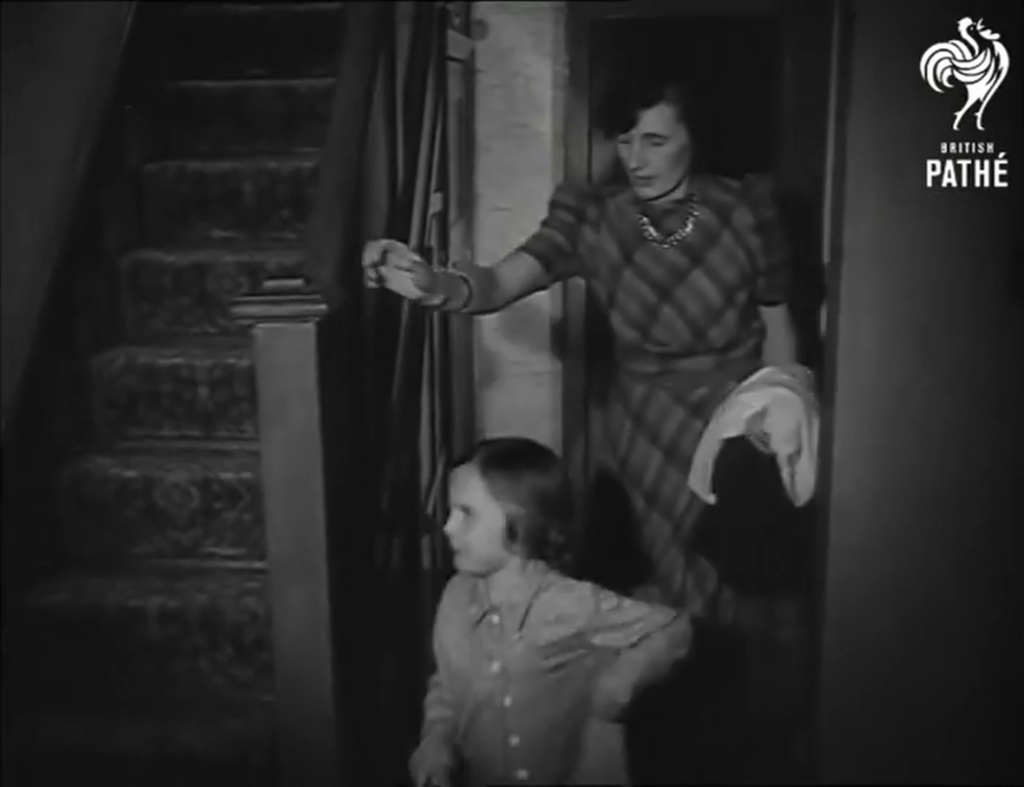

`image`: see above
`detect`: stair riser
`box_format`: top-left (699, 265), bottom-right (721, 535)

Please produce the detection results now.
top-left (61, 455), bottom-right (265, 563)
top-left (12, 706), bottom-right (276, 787)
top-left (13, 753), bottom-right (275, 787)
top-left (146, 79), bottom-right (333, 160)
top-left (93, 351), bottom-right (258, 441)
top-left (135, 4), bottom-right (344, 81)
top-left (141, 159), bottom-right (317, 246)
top-left (23, 577), bottom-right (272, 708)
top-left (121, 252), bottom-right (304, 341)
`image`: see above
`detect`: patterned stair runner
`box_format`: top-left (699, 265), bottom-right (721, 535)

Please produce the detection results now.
top-left (9, 4), bottom-right (343, 783)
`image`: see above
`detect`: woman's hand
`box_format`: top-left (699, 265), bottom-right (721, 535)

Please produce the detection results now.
top-left (362, 238), bottom-right (439, 302)
top-left (744, 408), bottom-right (773, 454)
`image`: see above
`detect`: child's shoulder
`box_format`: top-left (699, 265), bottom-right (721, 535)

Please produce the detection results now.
top-left (436, 571), bottom-right (484, 617)
top-left (542, 574), bottom-right (656, 617)
top-left (539, 573), bottom-right (605, 614)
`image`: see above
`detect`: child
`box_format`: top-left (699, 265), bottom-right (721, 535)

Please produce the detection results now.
top-left (410, 437), bottom-right (693, 787)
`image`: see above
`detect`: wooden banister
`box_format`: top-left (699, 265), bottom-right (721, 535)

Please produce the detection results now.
top-left (229, 278), bottom-right (343, 785)
top-left (232, 3), bottom-right (474, 782)
top-left (229, 4), bottom-right (395, 783)
top-left (303, 1), bottom-right (392, 300)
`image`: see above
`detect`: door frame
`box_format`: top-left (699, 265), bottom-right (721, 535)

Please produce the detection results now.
top-left (560, 1), bottom-right (850, 778)
top-left (445, 4), bottom-right (477, 458)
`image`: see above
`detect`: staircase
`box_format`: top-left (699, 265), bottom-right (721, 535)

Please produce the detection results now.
top-left (9, 4), bottom-right (343, 783)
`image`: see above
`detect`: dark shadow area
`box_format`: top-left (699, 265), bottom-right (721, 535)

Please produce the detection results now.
top-left (576, 467), bottom-right (649, 595)
top-left (692, 439), bottom-right (816, 601)
top-left (589, 18), bottom-right (780, 179)
top-left (626, 438), bottom-right (816, 785)
top-left (3, 24), bottom-right (133, 775)
top-left (779, 190), bottom-right (827, 375)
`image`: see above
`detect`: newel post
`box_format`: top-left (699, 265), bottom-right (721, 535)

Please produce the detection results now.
top-left (231, 275), bottom-right (345, 786)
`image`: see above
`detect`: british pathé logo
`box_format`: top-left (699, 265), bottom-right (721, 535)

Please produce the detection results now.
top-left (921, 18), bottom-right (1011, 188)
top-left (920, 17), bottom-right (1009, 131)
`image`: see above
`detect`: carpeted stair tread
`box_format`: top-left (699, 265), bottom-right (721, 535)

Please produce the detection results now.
top-left (24, 562), bottom-right (266, 598)
top-left (146, 152), bottom-right (321, 165)
top-left (150, 76), bottom-right (333, 159)
top-left (141, 155), bottom-right (318, 246)
top-left (60, 446), bottom-right (264, 563)
top-left (12, 703), bottom-right (276, 786)
top-left (92, 343), bottom-right (257, 441)
top-left (123, 245), bottom-right (306, 262)
top-left (105, 436), bottom-right (262, 453)
top-left (120, 246), bottom-right (305, 340)
top-left (93, 340), bottom-right (253, 363)
top-left (168, 77), bottom-right (335, 87)
top-left (65, 443), bottom-right (261, 471)
top-left (136, 2), bottom-right (344, 81)
top-left (19, 702), bottom-right (276, 750)
top-left (175, 3), bottom-right (345, 14)
top-left (20, 566), bottom-right (272, 709)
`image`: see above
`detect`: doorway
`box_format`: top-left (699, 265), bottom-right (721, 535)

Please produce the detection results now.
top-left (563, 0), bottom-right (836, 479)
top-left (561, 0), bottom-right (839, 780)
top-left (589, 16), bottom-right (782, 180)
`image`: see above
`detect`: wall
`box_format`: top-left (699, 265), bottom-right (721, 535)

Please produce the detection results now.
top-left (0, 1), bottom-right (133, 427)
top-left (471, 1), bottom-right (566, 450)
top-left (818, 0), bottom-right (1022, 782)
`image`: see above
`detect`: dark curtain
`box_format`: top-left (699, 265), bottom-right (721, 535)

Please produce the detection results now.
top-left (365, 3), bottom-right (454, 780)
top-left (305, 2), bottom-right (455, 781)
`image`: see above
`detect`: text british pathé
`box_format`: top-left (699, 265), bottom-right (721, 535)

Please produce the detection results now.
top-left (926, 143), bottom-right (1009, 188)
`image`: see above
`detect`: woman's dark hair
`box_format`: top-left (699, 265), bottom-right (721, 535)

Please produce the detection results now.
top-left (455, 437), bottom-right (577, 573)
top-left (594, 63), bottom-right (706, 162)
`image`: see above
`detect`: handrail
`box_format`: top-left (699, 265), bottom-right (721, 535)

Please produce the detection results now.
top-left (302, 1), bottom-right (393, 304)
top-left (0, 1), bottom-right (136, 438)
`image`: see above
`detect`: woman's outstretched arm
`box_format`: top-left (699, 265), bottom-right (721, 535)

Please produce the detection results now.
top-left (365, 243), bottom-right (553, 315)
top-left (363, 182), bottom-right (590, 314)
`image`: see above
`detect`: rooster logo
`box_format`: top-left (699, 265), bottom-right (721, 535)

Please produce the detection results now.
top-left (920, 17), bottom-right (1010, 131)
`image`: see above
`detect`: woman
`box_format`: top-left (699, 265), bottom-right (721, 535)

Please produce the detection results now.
top-left (362, 69), bottom-right (800, 622)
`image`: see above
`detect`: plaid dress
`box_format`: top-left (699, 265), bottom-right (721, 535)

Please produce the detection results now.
top-left (518, 173), bottom-right (791, 616)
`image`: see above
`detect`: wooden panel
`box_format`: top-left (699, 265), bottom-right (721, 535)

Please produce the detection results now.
top-left (231, 280), bottom-right (341, 785)
top-left (447, 25), bottom-right (476, 452)
top-left (777, 0), bottom-right (835, 372)
top-left (815, 0), bottom-right (1023, 780)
